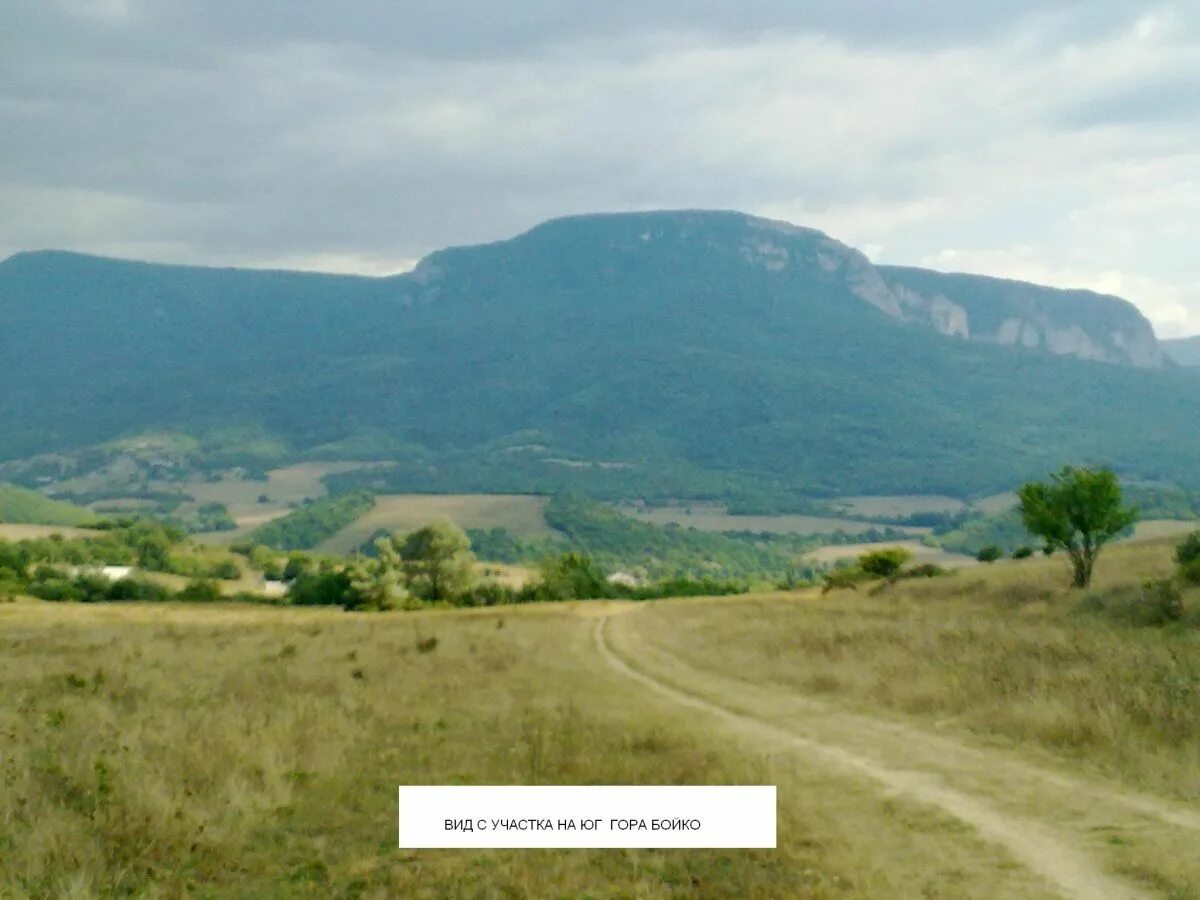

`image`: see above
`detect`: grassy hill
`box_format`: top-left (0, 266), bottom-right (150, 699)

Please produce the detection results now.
top-left (4, 211), bottom-right (1199, 503)
top-left (0, 483), bottom-right (95, 525)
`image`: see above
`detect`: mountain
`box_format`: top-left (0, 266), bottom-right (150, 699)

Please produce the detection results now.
top-left (1163, 336), bottom-right (1200, 367)
top-left (1, 210), bottom-right (1197, 505)
top-left (877, 266), bottom-right (1163, 368)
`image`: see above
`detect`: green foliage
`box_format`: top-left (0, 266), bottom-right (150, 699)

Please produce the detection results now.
top-left (1018, 466), bottom-right (1138, 587)
top-left (177, 579), bottom-right (222, 603)
top-left (901, 563), bottom-right (949, 579)
top-left (345, 536), bottom-right (411, 612)
top-left (1179, 559), bottom-right (1200, 586)
top-left (1012, 546), bottom-right (1034, 559)
top-left (287, 569), bottom-right (354, 607)
top-left (0, 484), bottom-right (96, 525)
top-left (858, 547), bottom-right (912, 579)
top-left (397, 522), bottom-right (477, 603)
top-left (976, 545), bottom-right (1003, 563)
top-left (822, 566), bottom-right (870, 594)
top-left (248, 492), bottom-right (375, 551)
top-left (1176, 532), bottom-right (1200, 567)
top-left (29, 574), bottom-right (170, 604)
top-left (536, 552), bottom-right (610, 601)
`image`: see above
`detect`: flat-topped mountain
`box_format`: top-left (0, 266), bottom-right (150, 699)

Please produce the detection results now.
top-left (1, 210), bottom-right (1196, 501)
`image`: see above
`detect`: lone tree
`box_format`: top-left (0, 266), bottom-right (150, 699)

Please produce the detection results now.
top-left (858, 547), bottom-right (912, 579)
top-left (1017, 466), bottom-right (1137, 588)
top-left (396, 521), bottom-right (477, 602)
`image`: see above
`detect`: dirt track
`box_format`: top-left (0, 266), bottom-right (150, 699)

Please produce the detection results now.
top-left (596, 607), bottom-right (1200, 899)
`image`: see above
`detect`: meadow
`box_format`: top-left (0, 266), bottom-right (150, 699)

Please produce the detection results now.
top-left (614, 503), bottom-right (928, 536)
top-left (3, 535), bottom-right (1197, 897)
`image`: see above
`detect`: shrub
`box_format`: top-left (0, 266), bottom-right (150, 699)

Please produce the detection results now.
top-left (822, 566), bottom-right (869, 594)
top-left (177, 579), bottom-right (222, 603)
top-left (858, 547), bottom-right (913, 579)
top-left (455, 582), bottom-right (518, 607)
top-left (1012, 546), bottom-right (1034, 559)
top-left (902, 563), bottom-right (948, 579)
top-left (976, 545), bottom-right (1003, 563)
top-left (1179, 558), bottom-right (1200, 587)
top-left (1176, 531), bottom-right (1200, 566)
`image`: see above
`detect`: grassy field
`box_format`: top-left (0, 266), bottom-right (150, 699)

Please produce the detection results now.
top-left (615, 503), bottom-right (928, 536)
top-left (0, 524), bottom-right (101, 542)
top-left (317, 494), bottom-right (553, 554)
top-left (831, 495), bottom-right (968, 518)
top-left (3, 535), bottom-right (1197, 897)
top-left (801, 539), bottom-right (975, 568)
top-left (0, 601), bottom-right (1054, 899)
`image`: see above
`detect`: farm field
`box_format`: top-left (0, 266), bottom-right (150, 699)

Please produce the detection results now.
top-left (317, 493), bottom-right (553, 554)
top-left (0, 524), bottom-right (101, 541)
top-left (615, 503), bottom-right (929, 536)
top-left (801, 539), bottom-right (975, 568)
top-left (1131, 518), bottom-right (1200, 540)
top-left (831, 495), bottom-right (968, 518)
top-left (3, 535), bottom-right (1198, 897)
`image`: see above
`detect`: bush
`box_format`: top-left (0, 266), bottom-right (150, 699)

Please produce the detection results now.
top-left (1176, 531), bottom-right (1200, 566)
top-left (106, 578), bottom-right (171, 602)
top-left (976, 545), bottom-right (1003, 563)
top-left (177, 579), bottom-right (222, 603)
top-left (858, 547), bottom-right (912, 579)
top-left (288, 570), bottom-right (353, 606)
top-left (454, 582), bottom-right (518, 607)
top-left (822, 566), bottom-right (870, 594)
top-left (1179, 558), bottom-right (1200, 587)
top-left (1012, 546), bottom-right (1034, 559)
top-left (901, 563), bottom-right (948, 579)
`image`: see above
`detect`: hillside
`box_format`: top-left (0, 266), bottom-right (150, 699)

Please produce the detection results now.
top-left (1163, 335), bottom-right (1200, 367)
top-left (2, 211), bottom-right (1198, 502)
top-left (0, 483), bottom-right (95, 525)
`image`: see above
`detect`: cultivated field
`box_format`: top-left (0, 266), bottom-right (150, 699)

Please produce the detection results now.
top-left (317, 494), bottom-right (552, 554)
top-left (831, 495), bottom-right (968, 518)
top-left (800, 539), bottom-right (975, 568)
top-left (0, 524), bottom-right (100, 542)
top-left (3, 536), bottom-right (1197, 897)
top-left (616, 503), bottom-right (928, 536)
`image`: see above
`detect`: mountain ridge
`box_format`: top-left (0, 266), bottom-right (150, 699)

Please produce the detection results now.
top-left (1, 210), bottom-right (1196, 502)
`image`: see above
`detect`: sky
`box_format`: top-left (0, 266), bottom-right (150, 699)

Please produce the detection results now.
top-left (2, 1), bottom-right (1199, 337)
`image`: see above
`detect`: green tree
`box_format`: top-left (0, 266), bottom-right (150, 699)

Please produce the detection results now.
top-left (538, 552), bottom-right (610, 600)
top-left (347, 535), bottom-right (412, 611)
top-left (858, 547), bottom-right (912, 579)
top-left (397, 521), bottom-right (477, 602)
top-left (1017, 466), bottom-right (1137, 588)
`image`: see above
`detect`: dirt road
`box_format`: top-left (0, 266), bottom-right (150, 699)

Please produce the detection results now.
top-left (596, 607), bottom-right (1200, 899)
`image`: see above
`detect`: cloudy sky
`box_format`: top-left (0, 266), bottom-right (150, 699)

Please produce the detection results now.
top-left (3, 1), bottom-right (1199, 336)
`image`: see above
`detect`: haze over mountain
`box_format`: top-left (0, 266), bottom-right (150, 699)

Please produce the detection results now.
top-left (1, 210), bottom-right (1196, 505)
top-left (1163, 336), bottom-right (1200, 367)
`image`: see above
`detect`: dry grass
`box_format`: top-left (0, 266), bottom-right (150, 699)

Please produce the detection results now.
top-left (317, 494), bottom-right (552, 554)
top-left (634, 538), bottom-right (1200, 802)
top-left (1, 600), bottom-right (1051, 898)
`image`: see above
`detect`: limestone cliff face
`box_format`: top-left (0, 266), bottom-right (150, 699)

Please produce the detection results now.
top-left (877, 265), bottom-right (1165, 369)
